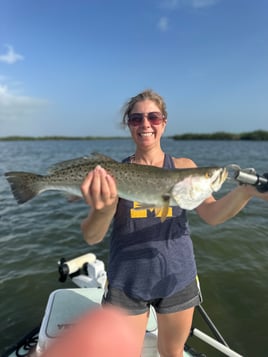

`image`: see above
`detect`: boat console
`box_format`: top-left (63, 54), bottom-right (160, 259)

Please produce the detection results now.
top-left (36, 255), bottom-right (159, 357)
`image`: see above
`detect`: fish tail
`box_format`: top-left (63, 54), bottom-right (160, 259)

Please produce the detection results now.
top-left (5, 171), bottom-right (43, 204)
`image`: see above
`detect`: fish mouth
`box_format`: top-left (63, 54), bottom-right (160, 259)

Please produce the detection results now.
top-left (211, 167), bottom-right (228, 190)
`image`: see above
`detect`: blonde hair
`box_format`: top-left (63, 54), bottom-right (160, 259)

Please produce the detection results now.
top-left (121, 89), bottom-right (168, 128)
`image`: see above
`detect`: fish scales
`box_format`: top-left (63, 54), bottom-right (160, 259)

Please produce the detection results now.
top-left (5, 153), bottom-right (228, 220)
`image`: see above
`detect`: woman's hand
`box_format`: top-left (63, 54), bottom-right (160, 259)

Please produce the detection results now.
top-left (242, 184), bottom-right (268, 201)
top-left (80, 165), bottom-right (118, 245)
top-left (81, 165), bottom-right (118, 211)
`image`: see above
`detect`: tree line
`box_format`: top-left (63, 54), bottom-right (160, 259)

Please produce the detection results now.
top-left (172, 130), bottom-right (268, 141)
top-left (1, 130), bottom-right (268, 141)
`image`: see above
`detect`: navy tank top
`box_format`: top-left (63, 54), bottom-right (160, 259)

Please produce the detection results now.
top-left (107, 153), bottom-right (197, 300)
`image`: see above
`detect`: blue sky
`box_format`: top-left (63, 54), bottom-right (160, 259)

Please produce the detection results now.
top-left (0, 0), bottom-right (267, 137)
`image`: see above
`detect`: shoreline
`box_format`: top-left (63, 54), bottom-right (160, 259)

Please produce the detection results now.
top-left (0, 130), bottom-right (268, 141)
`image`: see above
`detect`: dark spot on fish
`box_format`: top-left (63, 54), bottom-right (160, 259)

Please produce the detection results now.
top-left (162, 194), bottom-right (170, 202)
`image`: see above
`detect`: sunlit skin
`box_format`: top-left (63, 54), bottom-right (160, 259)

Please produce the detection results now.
top-left (128, 99), bottom-right (167, 154)
top-left (80, 95), bottom-right (268, 357)
top-left (41, 307), bottom-right (141, 357)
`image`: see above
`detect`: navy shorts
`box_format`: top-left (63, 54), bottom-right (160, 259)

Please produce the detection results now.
top-left (102, 278), bottom-right (202, 315)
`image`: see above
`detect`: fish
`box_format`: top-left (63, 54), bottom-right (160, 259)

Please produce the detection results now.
top-left (5, 152), bottom-right (228, 221)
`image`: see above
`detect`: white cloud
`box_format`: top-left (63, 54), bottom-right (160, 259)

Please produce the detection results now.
top-left (157, 0), bottom-right (220, 33)
top-left (159, 0), bottom-right (220, 9)
top-left (158, 17), bottom-right (169, 32)
top-left (0, 44), bottom-right (24, 64)
top-left (0, 84), bottom-right (48, 122)
top-left (160, 0), bottom-right (179, 10)
top-left (191, 0), bottom-right (220, 8)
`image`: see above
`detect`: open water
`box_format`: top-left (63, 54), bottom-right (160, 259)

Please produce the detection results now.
top-left (0, 138), bottom-right (268, 356)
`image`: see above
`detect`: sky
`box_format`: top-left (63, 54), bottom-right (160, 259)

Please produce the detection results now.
top-left (0, 0), bottom-right (267, 137)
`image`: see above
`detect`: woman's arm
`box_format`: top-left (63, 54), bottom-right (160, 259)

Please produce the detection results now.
top-left (173, 156), bottom-right (268, 226)
top-left (197, 184), bottom-right (268, 226)
top-left (80, 165), bottom-right (118, 245)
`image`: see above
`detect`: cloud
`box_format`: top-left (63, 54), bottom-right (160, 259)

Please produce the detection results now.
top-left (0, 44), bottom-right (24, 64)
top-left (160, 0), bottom-right (179, 10)
top-left (159, 0), bottom-right (220, 9)
top-left (157, 0), bottom-right (219, 29)
top-left (158, 17), bottom-right (169, 32)
top-left (0, 84), bottom-right (48, 121)
top-left (191, 0), bottom-right (220, 8)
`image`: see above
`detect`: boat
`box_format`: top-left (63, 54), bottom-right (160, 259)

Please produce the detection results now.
top-left (6, 165), bottom-right (267, 357)
top-left (2, 252), bottom-right (243, 357)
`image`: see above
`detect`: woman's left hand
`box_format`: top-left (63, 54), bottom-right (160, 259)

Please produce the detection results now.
top-left (243, 184), bottom-right (268, 201)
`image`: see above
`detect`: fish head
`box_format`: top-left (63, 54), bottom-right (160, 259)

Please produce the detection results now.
top-left (171, 167), bottom-right (228, 210)
top-left (209, 167), bottom-right (228, 192)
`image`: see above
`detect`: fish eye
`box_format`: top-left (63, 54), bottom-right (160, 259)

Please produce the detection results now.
top-left (205, 172), bottom-right (212, 179)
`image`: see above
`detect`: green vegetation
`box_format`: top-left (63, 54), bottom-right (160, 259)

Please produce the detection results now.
top-left (1, 130), bottom-right (268, 141)
top-left (172, 130), bottom-right (268, 141)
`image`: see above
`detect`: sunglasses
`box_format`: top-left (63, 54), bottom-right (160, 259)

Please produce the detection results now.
top-left (128, 112), bottom-right (165, 126)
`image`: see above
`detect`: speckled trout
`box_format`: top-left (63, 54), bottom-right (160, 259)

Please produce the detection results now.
top-left (5, 153), bottom-right (227, 220)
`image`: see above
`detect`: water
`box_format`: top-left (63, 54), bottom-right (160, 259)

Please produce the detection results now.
top-left (0, 139), bottom-right (268, 356)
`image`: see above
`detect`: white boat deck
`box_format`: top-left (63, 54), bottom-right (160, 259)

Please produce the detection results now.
top-left (36, 288), bottom-right (193, 357)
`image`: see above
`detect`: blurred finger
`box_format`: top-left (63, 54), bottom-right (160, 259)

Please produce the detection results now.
top-left (80, 171), bottom-right (94, 205)
top-left (106, 174), bottom-right (117, 200)
top-left (89, 166), bottom-right (103, 209)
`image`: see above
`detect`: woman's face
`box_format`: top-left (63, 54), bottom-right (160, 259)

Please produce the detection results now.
top-left (128, 99), bottom-right (167, 149)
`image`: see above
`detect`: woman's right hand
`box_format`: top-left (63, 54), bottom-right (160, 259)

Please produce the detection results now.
top-left (80, 165), bottom-right (118, 211)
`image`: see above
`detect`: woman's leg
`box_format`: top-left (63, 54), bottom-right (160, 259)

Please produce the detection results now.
top-left (157, 307), bottom-right (194, 357)
top-left (123, 311), bottom-right (150, 355)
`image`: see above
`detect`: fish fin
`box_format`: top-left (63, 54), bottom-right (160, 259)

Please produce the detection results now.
top-left (48, 153), bottom-right (116, 173)
top-left (161, 205), bottom-right (169, 222)
top-left (159, 194), bottom-right (171, 222)
top-left (5, 171), bottom-right (42, 204)
top-left (48, 156), bottom-right (93, 173)
top-left (65, 194), bottom-right (82, 202)
top-left (91, 152), bottom-right (117, 162)
top-left (131, 201), bottom-right (171, 223)
top-left (133, 198), bottom-right (170, 222)
top-left (152, 207), bottom-right (167, 222)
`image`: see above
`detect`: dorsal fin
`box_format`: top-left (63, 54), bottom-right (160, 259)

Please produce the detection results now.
top-left (48, 152), bottom-right (116, 173)
top-left (48, 156), bottom-right (92, 173)
top-left (90, 152), bottom-right (117, 162)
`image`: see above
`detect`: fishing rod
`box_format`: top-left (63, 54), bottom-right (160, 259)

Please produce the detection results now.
top-left (190, 305), bottom-right (244, 356)
top-left (196, 305), bottom-right (229, 346)
top-left (189, 305), bottom-right (243, 356)
top-left (191, 327), bottom-right (243, 357)
top-left (228, 164), bottom-right (268, 192)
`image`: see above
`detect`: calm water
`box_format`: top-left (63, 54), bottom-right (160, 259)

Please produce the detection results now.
top-left (1, 139), bottom-right (268, 356)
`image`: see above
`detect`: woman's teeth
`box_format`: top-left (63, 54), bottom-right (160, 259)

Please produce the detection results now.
top-left (139, 132), bottom-right (154, 137)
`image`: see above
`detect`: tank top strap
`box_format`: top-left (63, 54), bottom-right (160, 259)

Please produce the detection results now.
top-left (163, 153), bottom-right (175, 169)
top-left (122, 155), bottom-right (133, 163)
top-left (122, 153), bottom-right (174, 168)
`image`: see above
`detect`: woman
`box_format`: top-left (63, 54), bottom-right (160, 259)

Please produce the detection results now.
top-left (80, 90), bottom-right (268, 357)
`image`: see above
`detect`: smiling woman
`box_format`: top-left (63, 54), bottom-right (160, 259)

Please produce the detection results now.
top-left (1, 138), bottom-right (268, 356)
top-left (80, 89), bottom-right (268, 357)
top-left (121, 89), bottom-right (168, 128)
top-left (120, 90), bottom-right (168, 156)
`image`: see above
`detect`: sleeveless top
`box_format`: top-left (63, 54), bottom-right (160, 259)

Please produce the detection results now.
top-left (107, 153), bottom-right (197, 300)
